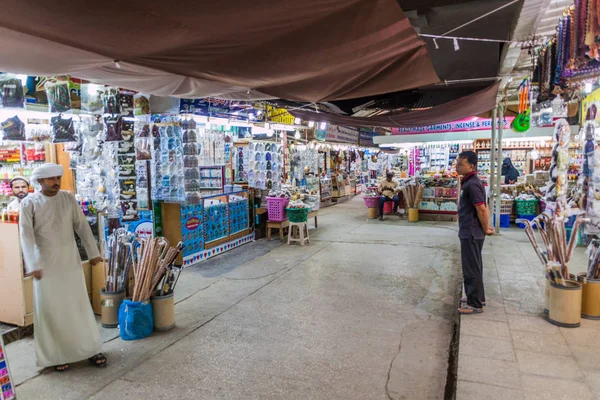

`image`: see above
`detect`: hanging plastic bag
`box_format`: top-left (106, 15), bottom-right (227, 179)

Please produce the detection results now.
top-left (134, 93), bottom-right (150, 115)
top-left (118, 300), bottom-right (153, 341)
top-left (0, 76), bottom-right (25, 108)
top-left (51, 114), bottom-right (77, 143)
top-left (81, 83), bottom-right (104, 113)
top-left (45, 79), bottom-right (72, 112)
top-left (1, 116), bottom-right (26, 141)
top-left (104, 114), bottom-right (124, 142)
top-left (102, 87), bottom-right (120, 114)
top-left (119, 91), bottom-right (134, 117)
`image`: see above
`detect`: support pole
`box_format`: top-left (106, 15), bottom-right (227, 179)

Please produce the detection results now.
top-left (489, 108), bottom-right (497, 227)
top-left (495, 105), bottom-right (504, 234)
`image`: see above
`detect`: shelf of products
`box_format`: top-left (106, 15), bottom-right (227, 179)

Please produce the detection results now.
top-left (320, 177), bottom-right (332, 201)
top-left (418, 177), bottom-right (459, 214)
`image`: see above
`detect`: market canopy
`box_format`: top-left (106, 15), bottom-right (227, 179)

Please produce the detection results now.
top-left (0, 0), bottom-right (439, 102)
top-left (288, 82), bottom-right (501, 128)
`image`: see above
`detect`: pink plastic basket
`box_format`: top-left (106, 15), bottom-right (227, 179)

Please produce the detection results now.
top-left (266, 197), bottom-right (290, 221)
top-left (363, 196), bottom-right (379, 208)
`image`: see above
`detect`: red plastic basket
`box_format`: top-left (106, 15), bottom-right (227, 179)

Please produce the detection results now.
top-left (363, 196), bottom-right (379, 208)
top-left (266, 197), bottom-right (289, 221)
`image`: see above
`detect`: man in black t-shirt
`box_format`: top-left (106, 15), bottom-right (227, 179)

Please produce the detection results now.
top-left (456, 151), bottom-right (494, 314)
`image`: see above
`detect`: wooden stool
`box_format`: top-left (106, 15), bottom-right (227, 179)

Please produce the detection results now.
top-left (287, 222), bottom-right (309, 246)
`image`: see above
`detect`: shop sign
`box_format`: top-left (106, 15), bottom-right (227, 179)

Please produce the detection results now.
top-left (359, 128), bottom-right (376, 146)
top-left (266, 106), bottom-right (295, 125)
top-left (581, 87), bottom-right (600, 123)
top-left (319, 125), bottom-right (360, 143)
top-left (179, 98), bottom-right (257, 121)
top-left (392, 117), bottom-right (515, 134)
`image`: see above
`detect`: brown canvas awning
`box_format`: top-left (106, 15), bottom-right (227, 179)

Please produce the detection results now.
top-left (0, 0), bottom-right (439, 102)
top-left (288, 82), bottom-right (500, 128)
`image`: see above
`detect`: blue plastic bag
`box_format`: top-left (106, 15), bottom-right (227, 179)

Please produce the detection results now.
top-left (118, 300), bottom-right (154, 341)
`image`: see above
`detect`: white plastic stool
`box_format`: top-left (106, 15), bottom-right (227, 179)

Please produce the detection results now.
top-left (288, 222), bottom-right (310, 246)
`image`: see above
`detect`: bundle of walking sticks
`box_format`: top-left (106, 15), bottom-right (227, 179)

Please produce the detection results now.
top-left (105, 228), bottom-right (136, 292)
top-left (131, 237), bottom-right (184, 302)
top-left (402, 181), bottom-right (424, 209)
top-left (523, 213), bottom-right (586, 286)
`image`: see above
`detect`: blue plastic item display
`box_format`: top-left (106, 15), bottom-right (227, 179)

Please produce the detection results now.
top-left (118, 300), bottom-right (154, 341)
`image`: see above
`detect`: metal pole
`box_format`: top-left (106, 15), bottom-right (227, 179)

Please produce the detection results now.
top-left (489, 108), bottom-right (497, 227)
top-left (495, 105), bottom-right (504, 234)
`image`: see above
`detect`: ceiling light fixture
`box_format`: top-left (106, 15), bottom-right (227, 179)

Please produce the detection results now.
top-left (308, 121), bottom-right (315, 128)
top-left (294, 117), bottom-right (301, 125)
top-left (319, 122), bottom-right (327, 130)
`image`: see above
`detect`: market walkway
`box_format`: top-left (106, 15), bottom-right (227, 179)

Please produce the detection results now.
top-left (457, 228), bottom-right (600, 399)
top-left (8, 197), bottom-right (463, 400)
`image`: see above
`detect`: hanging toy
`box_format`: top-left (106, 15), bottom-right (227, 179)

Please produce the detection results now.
top-left (512, 78), bottom-right (531, 133)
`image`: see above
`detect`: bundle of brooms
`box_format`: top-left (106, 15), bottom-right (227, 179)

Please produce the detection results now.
top-left (523, 213), bottom-right (586, 286)
top-left (131, 237), bottom-right (184, 302)
top-left (402, 182), bottom-right (424, 209)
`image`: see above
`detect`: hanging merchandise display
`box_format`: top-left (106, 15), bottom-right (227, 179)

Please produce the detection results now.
top-left (0, 75), bottom-right (25, 109)
top-left (150, 115), bottom-right (184, 204)
top-left (533, 2), bottom-right (600, 103)
top-left (248, 141), bottom-right (283, 191)
top-left (45, 78), bottom-right (72, 113)
top-left (512, 78), bottom-right (531, 133)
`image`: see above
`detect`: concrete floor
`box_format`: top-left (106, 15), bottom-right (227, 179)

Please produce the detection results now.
top-left (8, 197), bottom-right (463, 400)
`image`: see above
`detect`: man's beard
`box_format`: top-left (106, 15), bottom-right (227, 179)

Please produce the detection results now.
top-left (16, 192), bottom-right (28, 199)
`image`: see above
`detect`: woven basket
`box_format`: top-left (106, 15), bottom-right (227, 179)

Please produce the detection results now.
top-left (363, 196), bottom-right (379, 208)
top-left (286, 208), bottom-right (309, 223)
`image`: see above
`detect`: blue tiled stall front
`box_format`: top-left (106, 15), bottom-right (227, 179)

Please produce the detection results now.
top-left (181, 204), bottom-right (205, 259)
top-left (204, 202), bottom-right (229, 243)
top-left (229, 198), bottom-right (249, 234)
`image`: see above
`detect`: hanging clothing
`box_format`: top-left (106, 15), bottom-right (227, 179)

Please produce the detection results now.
top-left (501, 158), bottom-right (520, 184)
top-left (19, 190), bottom-right (101, 367)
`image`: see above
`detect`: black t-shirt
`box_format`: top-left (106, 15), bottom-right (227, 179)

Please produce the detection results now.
top-left (458, 172), bottom-right (486, 240)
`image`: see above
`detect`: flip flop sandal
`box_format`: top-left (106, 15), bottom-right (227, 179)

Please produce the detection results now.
top-left (458, 305), bottom-right (484, 315)
top-left (88, 353), bottom-right (108, 368)
top-left (461, 298), bottom-right (486, 306)
top-left (54, 364), bottom-right (70, 372)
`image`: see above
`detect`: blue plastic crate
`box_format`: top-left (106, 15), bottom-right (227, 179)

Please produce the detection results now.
top-left (493, 214), bottom-right (511, 228)
top-left (516, 214), bottom-right (537, 229)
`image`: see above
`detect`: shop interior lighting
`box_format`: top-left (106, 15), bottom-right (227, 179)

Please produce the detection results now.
top-left (294, 117), bottom-right (301, 125)
top-left (453, 38), bottom-right (460, 51)
top-left (16, 74), bottom-right (28, 85)
top-left (585, 82), bottom-right (593, 94)
top-left (266, 130), bottom-right (274, 138)
top-left (265, 122), bottom-right (270, 130)
top-left (319, 122), bottom-right (327, 130)
top-left (114, 61), bottom-right (121, 69)
top-left (308, 121), bottom-right (315, 128)
top-left (294, 130), bottom-right (301, 139)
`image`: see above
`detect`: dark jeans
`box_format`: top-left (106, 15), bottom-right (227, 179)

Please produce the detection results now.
top-left (379, 195), bottom-right (399, 217)
top-left (460, 236), bottom-right (486, 308)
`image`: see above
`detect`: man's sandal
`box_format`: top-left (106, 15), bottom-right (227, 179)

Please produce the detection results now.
top-left (54, 364), bottom-right (70, 372)
top-left (457, 305), bottom-right (484, 314)
top-left (461, 297), bottom-right (486, 306)
top-left (88, 353), bottom-right (107, 368)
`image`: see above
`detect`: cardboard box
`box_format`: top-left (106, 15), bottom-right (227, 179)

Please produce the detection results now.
top-left (91, 261), bottom-right (106, 315)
